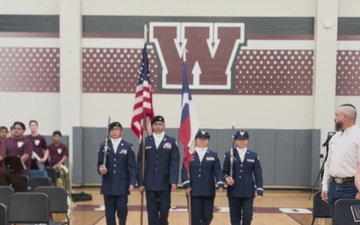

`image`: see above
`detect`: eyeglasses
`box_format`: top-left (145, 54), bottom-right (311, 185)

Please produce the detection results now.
top-left (13, 127), bottom-right (23, 130)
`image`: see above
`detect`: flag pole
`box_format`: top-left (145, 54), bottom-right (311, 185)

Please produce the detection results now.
top-left (140, 24), bottom-right (148, 225)
top-left (182, 48), bottom-right (192, 225)
top-left (140, 113), bottom-right (146, 225)
top-left (187, 168), bottom-right (192, 225)
top-left (132, 25), bottom-right (153, 225)
top-left (144, 24), bottom-right (148, 43)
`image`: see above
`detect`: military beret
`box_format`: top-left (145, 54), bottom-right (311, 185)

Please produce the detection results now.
top-left (234, 130), bottom-right (249, 139)
top-left (151, 115), bottom-right (165, 125)
top-left (195, 130), bottom-right (210, 139)
top-left (108, 122), bottom-right (122, 132)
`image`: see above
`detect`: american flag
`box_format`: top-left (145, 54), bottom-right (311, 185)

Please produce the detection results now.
top-left (179, 60), bottom-right (199, 173)
top-left (131, 43), bottom-right (154, 140)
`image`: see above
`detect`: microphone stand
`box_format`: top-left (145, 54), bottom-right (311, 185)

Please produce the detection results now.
top-left (308, 131), bottom-right (335, 199)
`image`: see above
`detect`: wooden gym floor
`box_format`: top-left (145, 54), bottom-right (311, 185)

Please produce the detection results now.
top-left (69, 188), bottom-right (331, 225)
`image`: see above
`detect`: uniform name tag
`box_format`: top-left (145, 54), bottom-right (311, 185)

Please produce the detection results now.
top-left (145, 146), bottom-right (152, 149)
top-left (206, 157), bottom-right (215, 161)
top-left (119, 149), bottom-right (127, 154)
top-left (163, 143), bottom-right (172, 149)
top-left (247, 159), bottom-right (255, 163)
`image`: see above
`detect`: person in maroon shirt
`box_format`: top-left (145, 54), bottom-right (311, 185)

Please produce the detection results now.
top-left (0, 126), bottom-right (8, 142)
top-left (0, 126), bottom-right (8, 173)
top-left (26, 120), bottom-right (49, 170)
top-left (48, 131), bottom-right (68, 168)
top-left (0, 140), bottom-right (6, 174)
top-left (8, 126), bottom-right (14, 138)
top-left (5, 121), bottom-right (32, 175)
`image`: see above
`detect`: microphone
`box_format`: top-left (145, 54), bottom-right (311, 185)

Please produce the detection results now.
top-left (322, 131), bottom-right (336, 147)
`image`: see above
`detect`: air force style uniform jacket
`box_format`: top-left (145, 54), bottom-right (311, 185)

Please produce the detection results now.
top-left (97, 140), bottom-right (136, 196)
top-left (181, 150), bottom-right (224, 196)
top-left (223, 148), bottom-right (263, 197)
top-left (137, 134), bottom-right (180, 191)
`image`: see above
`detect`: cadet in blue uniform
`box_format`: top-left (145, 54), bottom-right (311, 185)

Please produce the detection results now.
top-left (137, 115), bottom-right (180, 225)
top-left (181, 130), bottom-right (224, 225)
top-left (223, 130), bottom-right (263, 225)
top-left (97, 122), bottom-right (136, 225)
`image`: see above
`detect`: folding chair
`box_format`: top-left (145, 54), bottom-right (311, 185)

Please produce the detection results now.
top-left (35, 186), bottom-right (70, 225)
top-left (0, 186), bottom-right (14, 210)
top-left (311, 191), bottom-right (331, 225)
top-left (333, 199), bottom-right (360, 225)
top-left (8, 192), bottom-right (49, 224)
top-left (0, 203), bottom-right (7, 225)
top-left (29, 177), bottom-right (52, 192)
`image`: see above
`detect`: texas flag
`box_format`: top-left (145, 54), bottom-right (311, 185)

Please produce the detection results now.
top-left (179, 60), bottom-right (199, 173)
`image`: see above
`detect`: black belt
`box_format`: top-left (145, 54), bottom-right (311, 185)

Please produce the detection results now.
top-left (332, 176), bottom-right (354, 184)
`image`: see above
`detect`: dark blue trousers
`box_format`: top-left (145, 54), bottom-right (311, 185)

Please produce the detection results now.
top-left (103, 194), bottom-right (128, 225)
top-left (228, 197), bottom-right (254, 225)
top-left (190, 196), bottom-right (214, 225)
top-left (145, 191), bottom-right (171, 225)
top-left (328, 179), bottom-right (357, 217)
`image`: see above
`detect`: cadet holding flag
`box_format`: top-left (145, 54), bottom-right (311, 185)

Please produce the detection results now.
top-left (137, 115), bottom-right (180, 225)
top-left (181, 130), bottom-right (224, 225)
top-left (223, 130), bottom-right (263, 225)
top-left (97, 121), bottom-right (136, 225)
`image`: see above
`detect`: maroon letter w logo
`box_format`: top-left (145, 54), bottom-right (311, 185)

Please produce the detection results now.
top-left (150, 22), bottom-right (245, 90)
